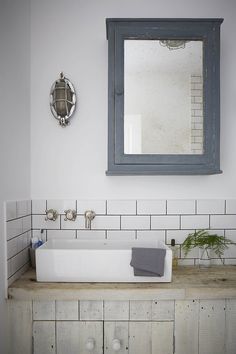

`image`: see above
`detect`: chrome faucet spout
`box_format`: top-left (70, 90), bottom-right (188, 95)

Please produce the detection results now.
top-left (84, 210), bottom-right (96, 229)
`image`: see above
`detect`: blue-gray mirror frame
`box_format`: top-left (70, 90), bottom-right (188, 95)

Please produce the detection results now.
top-left (106, 18), bottom-right (223, 175)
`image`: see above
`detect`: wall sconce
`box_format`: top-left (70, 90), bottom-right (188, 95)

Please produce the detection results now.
top-left (50, 72), bottom-right (76, 127)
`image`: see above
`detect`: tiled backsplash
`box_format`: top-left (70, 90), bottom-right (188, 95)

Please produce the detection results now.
top-left (5, 199), bottom-right (236, 285)
top-left (5, 200), bottom-right (32, 286)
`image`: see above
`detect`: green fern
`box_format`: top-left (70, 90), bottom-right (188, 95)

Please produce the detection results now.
top-left (182, 230), bottom-right (233, 259)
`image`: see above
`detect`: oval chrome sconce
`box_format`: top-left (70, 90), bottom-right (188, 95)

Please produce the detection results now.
top-left (50, 72), bottom-right (76, 127)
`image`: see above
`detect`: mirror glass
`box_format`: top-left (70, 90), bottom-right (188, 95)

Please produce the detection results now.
top-left (124, 40), bottom-right (203, 155)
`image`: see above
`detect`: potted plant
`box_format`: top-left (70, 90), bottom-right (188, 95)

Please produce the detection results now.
top-left (182, 230), bottom-right (233, 267)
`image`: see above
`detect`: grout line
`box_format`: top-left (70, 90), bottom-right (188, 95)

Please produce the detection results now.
top-left (8, 261), bottom-right (30, 280)
top-left (6, 214), bottom-right (32, 223)
top-left (7, 245), bottom-right (31, 262)
top-left (7, 229), bottom-right (31, 242)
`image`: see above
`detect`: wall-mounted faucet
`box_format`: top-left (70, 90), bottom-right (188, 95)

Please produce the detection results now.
top-left (64, 209), bottom-right (77, 221)
top-left (84, 210), bottom-right (96, 229)
top-left (45, 209), bottom-right (58, 221)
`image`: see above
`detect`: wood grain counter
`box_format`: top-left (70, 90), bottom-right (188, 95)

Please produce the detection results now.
top-left (8, 266), bottom-right (236, 301)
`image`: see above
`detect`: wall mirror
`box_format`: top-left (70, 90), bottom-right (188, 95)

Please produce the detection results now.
top-left (106, 18), bottom-right (223, 175)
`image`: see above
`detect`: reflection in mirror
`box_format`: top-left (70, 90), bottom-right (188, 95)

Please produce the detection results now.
top-left (124, 40), bottom-right (203, 155)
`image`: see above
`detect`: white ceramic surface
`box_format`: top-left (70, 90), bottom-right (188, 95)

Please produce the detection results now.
top-left (36, 239), bottom-right (172, 282)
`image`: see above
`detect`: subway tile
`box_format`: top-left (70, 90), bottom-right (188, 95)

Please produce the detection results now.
top-left (7, 259), bottom-right (12, 278)
top-left (224, 259), bottom-right (236, 265)
top-left (181, 246), bottom-right (199, 258)
top-left (223, 244), bottom-right (236, 258)
top-left (77, 230), bottom-right (106, 239)
top-left (32, 199), bottom-right (46, 214)
top-left (225, 230), bottom-right (236, 242)
top-left (76, 200), bottom-right (106, 215)
top-left (61, 215), bottom-right (84, 230)
top-left (197, 199), bottom-right (225, 214)
top-left (47, 199), bottom-right (76, 214)
top-left (136, 230), bottom-right (165, 243)
top-left (21, 248), bottom-right (29, 264)
top-left (181, 215), bottom-right (209, 229)
top-left (6, 201), bottom-right (17, 221)
top-left (56, 301), bottom-right (79, 321)
top-left (8, 262), bottom-right (29, 284)
top-left (33, 301), bottom-right (55, 320)
top-left (208, 229), bottom-right (225, 236)
top-left (17, 200), bottom-right (31, 218)
top-left (47, 230), bottom-right (76, 240)
top-left (151, 216), bottom-right (179, 230)
top-left (121, 216), bottom-right (150, 230)
top-left (16, 234), bottom-right (24, 253)
top-left (21, 232), bottom-right (31, 249)
top-left (166, 230), bottom-right (194, 244)
top-left (11, 252), bottom-right (24, 275)
top-left (92, 216), bottom-right (120, 230)
top-left (210, 215), bottom-right (236, 229)
top-left (22, 215), bottom-right (31, 233)
top-left (7, 238), bottom-right (18, 259)
top-left (226, 200), bottom-right (236, 214)
top-left (107, 200), bottom-right (136, 215)
top-left (7, 218), bottom-right (23, 240)
top-left (137, 199), bottom-right (166, 215)
top-left (167, 200), bottom-right (195, 214)
top-left (107, 230), bottom-right (135, 240)
top-left (32, 215), bottom-right (60, 230)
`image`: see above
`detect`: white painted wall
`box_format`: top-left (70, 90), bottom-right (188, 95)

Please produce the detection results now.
top-left (0, 0), bottom-right (30, 352)
top-left (30, 0), bottom-right (236, 199)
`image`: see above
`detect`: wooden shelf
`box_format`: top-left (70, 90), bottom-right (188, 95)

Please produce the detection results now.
top-left (8, 266), bottom-right (236, 301)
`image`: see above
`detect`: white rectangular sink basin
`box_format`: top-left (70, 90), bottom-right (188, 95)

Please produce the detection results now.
top-left (36, 239), bottom-right (172, 282)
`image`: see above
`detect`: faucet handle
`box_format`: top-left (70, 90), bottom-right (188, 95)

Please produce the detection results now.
top-left (84, 210), bottom-right (96, 229)
top-left (64, 209), bottom-right (77, 221)
top-left (45, 209), bottom-right (58, 221)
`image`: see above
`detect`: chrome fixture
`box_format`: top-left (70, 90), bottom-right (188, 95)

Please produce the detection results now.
top-left (84, 210), bottom-right (96, 229)
top-left (64, 209), bottom-right (77, 221)
top-left (45, 209), bottom-right (58, 221)
top-left (159, 39), bottom-right (189, 50)
top-left (50, 72), bottom-right (76, 127)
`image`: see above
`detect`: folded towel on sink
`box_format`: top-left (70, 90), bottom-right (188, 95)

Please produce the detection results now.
top-left (130, 248), bottom-right (166, 277)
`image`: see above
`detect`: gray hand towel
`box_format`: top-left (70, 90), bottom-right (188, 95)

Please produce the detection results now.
top-left (130, 248), bottom-right (166, 277)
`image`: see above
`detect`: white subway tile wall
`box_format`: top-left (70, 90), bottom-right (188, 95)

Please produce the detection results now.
top-left (107, 199), bottom-right (136, 215)
top-left (167, 199), bottom-right (195, 215)
top-left (5, 199), bottom-right (236, 285)
top-left (137, 199), bottom-right (166, 215)
top-left (5, 200), bottom-right (31, 285)
top-left (29, 199), bottom-right (236, 265)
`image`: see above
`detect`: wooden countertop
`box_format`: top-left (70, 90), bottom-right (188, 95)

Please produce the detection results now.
top-left (8, 266), bottom-right (236, 301)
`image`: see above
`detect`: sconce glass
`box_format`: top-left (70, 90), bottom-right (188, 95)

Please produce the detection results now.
top-left (50, 72), bottom-right (76, 127)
